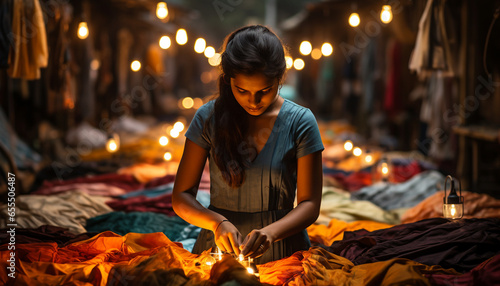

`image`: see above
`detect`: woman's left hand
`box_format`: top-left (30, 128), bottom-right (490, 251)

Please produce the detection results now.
top-left (239, 229), bottom-right (274, 258)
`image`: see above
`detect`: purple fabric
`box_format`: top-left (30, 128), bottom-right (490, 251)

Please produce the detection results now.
top-left (327, 218), bottom-right (500, 272)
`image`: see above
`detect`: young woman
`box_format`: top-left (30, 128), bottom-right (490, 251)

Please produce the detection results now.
top-left (172, 25), bottom-right (324, 264)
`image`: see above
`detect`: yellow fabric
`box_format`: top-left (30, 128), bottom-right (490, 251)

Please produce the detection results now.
top-left (307, 218), bottom-right (393, 246)
top-left (8, 0), bottom-right (48, 79)
top-left (258, 247), bottom-right (460, 286)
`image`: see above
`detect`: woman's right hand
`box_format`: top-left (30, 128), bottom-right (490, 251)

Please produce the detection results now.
top-left (214, 220), bottom-right (243, 255)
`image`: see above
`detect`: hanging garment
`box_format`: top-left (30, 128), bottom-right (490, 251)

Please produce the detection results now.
top-left (7, 0), bottom-right (48, 79)
top-left (409, 0), bottom-right (454, 77)
top-left (0, 0), bottom-right (13, 68)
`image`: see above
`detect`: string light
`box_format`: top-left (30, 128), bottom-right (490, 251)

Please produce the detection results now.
top-left (163, 151), bottom-right (172, 161)
top-left (159, 36), bottom-right (171, 49)
top-left (176, 28), bottom-right (188, 45)
top-left (311, 48), bottom-right (322, 60)
top-left (194, 38), bottom-right (206, 53)
top-left (159, 136), bottom-right (169, 146)
top-left (365, 154), bottom-right (373, 163)
top-left (173, 121), bottom-right (185, 132)
top-left (130, 60), bottom-right (141, 72)
top-left (106, 134), bottom-right (120, 153)
top-left (208, 53), bottom-right (221, 66)
top-left (285, 56), bottom-right (293, 69)
top-left (380, 5), bottom-right (393, 24)
top-left (193, 98), bottom-right (204, 109)
top-left (182, 97), bottom-right (194, 109)
top-left (321, 42), bottom-right (333, 56)
top-left (77, 22), bottom-right (89, 39)
top-left (349, 12), bottom-right (360, 27)
top-left (299, 41), bottom-right (312, 56)
top-left (156, 2), bottom-right (168, 20)
top-left (204, 46), bottom-right (215, 58)
top-left (353, 147), bottom-right (362, 157)
top-left (344, 140), bottom-right (353, 151)
top-left (293, 58), bottom-right (305, 70)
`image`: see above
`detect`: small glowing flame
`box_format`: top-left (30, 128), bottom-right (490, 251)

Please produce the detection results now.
top-left (450, 204), bottom-right (456, 217)
top-left (247, 267), bottom-right (255, 274)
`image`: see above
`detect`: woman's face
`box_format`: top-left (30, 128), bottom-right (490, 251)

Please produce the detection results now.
top-left (230, 73), bottom-right (279, 116)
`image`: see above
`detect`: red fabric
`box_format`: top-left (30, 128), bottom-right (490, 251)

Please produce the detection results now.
top-left (106, 193), bottom-right (176, 216)
top-left (425, 254), bottom-right (500, 286)
top-left (34, 173), bottom-right (142, 194)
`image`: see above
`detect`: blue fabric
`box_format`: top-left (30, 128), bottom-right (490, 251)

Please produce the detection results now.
top-left (118, 182), bottom-right (174, 199)
top-left (85, 211), bottom-right (201, 252)
top-left (350, 170), bottom-right (445, 210)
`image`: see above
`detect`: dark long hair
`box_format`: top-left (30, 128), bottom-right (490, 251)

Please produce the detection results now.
top-left (208, 25), bottom-right (287, 188)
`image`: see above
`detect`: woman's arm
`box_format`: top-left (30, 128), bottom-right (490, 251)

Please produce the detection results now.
top-left (172, 138), bottom-right (243, 254)
top-left (240, 150), bottom-right (323, 257)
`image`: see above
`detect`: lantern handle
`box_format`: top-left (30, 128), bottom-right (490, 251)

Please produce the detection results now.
top-left (444, 175), bottom-right (463, 204)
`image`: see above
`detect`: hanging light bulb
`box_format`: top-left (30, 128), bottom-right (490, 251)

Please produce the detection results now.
top-left (204, 46), bottom-right (215, 58)
top-left (194, 38), bottom-right (206, 53)
top-left (156, 2), bottom-right (168, 20)
top-left (106, 134), bottom-right (120, 153)
top-left (130, 60), bottom-right (141, 72)
top-left (343, 140), bottom-right (353, 152)
top-left (176, 28), bottom-right (188, 45)
top-left (321, 42), bottom-right (333, 56)
top-left (208, 53), bottom-right (221, 66)
top-left (380, 5), bottom-right (393, 24)
top-left (443, 176), bottom-right (464, 220)
top-left (299, 41), bottom-right (312, 56)
top-left (159, 36), bottom-right (171, 49)
top-left (285, 56), bottom-right (293, 69)
top-left (159, 136), bottom-right (169, 146)
top-left (311, 48), bottom-right (322, 60)
top-left (353, 147), bottom-right (362, 157)
top-left (77, 22), bottom-right (89, 39)
top-left (181, 97), bottom-right (194, 109)
top-left (293, 58), bottom-right (305, 70)
top-left (163, 151), bottom-right (172, 161)
top-left (349, 12), bottom-right (360, 27)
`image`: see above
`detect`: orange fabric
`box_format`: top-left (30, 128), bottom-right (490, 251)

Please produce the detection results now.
top-left (0, 231), bottom-right (210, 286)
top-left (307, 218), bottom-right (393, 246)
top-left (401, 191), bottom-right (500, 224)
top-left (258, 247), bottom-right (460, 286)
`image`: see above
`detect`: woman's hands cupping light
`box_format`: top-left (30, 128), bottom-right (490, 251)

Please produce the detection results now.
top-left (214, 220), bottom-right (243, 255)
top-left (239, 229), bottom-right (274, 258)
